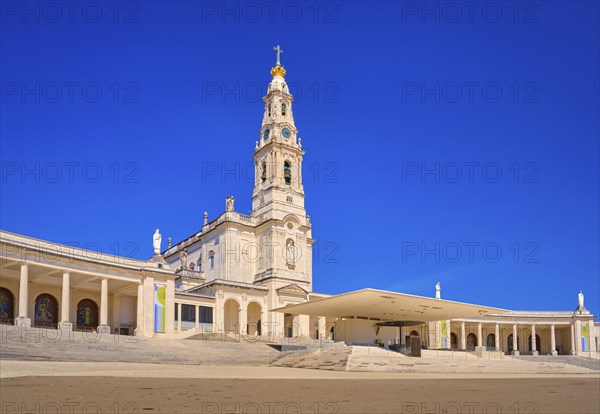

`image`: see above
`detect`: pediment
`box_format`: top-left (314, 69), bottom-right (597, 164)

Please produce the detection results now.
top-left (277, 283), bottom-right (308, 297)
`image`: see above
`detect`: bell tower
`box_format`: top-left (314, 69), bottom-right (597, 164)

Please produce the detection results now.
top-left (252, 45), bottom-right (306, 222)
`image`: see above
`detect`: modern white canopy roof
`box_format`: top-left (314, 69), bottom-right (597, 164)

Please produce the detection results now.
top-left (272, 288), bottom-right (508, 322)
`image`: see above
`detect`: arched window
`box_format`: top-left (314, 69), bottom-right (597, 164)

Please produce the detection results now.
top-left (198, 258), bottom-right (203, 272)
top-left (34, 294), bottom-right (58, 328)
top-left (487, 333), bottom-right (496, 350)
top-left (261, 161), bottom-right (267, 183)
top-left (209, 251), bottom-right (215, 269)
top-left (281, 103), bottom-right (287, 116)
top-left (76, 299), bottom-right (99, 331)
top-left (284, 161), bottom-right (291, 186)
top-left (268, 103), bottom-right (271, 117)
top-left (450, 332), bottom-right (458, 350)
top-left (0, 287), bottom-right (15, 324)
top-left (466, 333), bottom-right (477, 351)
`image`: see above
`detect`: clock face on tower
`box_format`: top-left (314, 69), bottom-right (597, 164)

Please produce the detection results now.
top-left (282, 127), bottom-right (291, 139)
top-left (263, 129), bottom-right (270, 140)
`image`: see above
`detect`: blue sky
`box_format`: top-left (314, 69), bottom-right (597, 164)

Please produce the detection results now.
top-left (1, 1), bottom-right (598, 317)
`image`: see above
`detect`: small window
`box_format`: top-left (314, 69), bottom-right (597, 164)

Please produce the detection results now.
top-left (281, 103), bottom-right (287, 116)
top-left (268, 104), bottom-right (271, 117)
top-left (209, 251), bottom-right (215, 269)
top-left (284, 161), bottom-right (291, 186)
top-left (198, 258), bottom-right (202, 272)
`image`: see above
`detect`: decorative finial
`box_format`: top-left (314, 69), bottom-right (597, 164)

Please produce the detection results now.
top-left (255, 140), bottom-right (259, 150)
top-left (271, 44), bottom-right (286, 78)
top-left (274, 44), bottom-right (283, 65)
top-left (167, 237), bottom-right (172, 249)
top-left (203, 211), bottom-right (208, 225)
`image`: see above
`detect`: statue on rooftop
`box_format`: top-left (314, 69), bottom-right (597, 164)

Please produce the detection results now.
top-left (152, 229), bottom-right (162, 256)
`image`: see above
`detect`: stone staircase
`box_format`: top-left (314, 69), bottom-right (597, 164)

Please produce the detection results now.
top-left (0, 325), bottom-right (279, 366)
top-left (512, 355), bottom-right (600, 372)
top-left (270, 345), bottom-right (600, 374)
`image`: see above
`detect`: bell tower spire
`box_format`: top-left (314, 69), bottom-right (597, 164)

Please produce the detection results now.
top-left (252, 46), bottom-right (306, 221)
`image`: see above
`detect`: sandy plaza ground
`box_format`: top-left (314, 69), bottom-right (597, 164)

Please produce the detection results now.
top-left (1, 360), bottom-right (599, 414)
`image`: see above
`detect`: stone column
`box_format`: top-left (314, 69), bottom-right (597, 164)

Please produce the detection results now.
top-left (59, 271), bottom-right (72, 330)
top-left (318, 317), bottom-right (326, 342)
top-left (477, 322), bottom-right (483, 348)
top-left (135, 283), bottom-right (144, 336)
top-left (550, 324), bottom-right (557, 355)
top-left (446, 320), bottom-right (452, 350)
top-left (531, 324), bottom-right (538, 355)
top-left (97, 278), bottom-right (110, 334)
top-left (495, 323), bottom-right (500, 351)
top-left (570, 323), bottom-right (576, 355)
top-left (15, 263), bottom-right (31, 327)
top-left (299, 314), bottom-right (310, 339)
top-left (177, 302), bottom-right (182, 332)
top-left (195, 305), bottom-right (200, 330)
top-left (512, 324), bottom-right (519, 355)
top-left (460, 321), bottom-right (466, 350)
top-left (239, 305), bottom-right (247, 336)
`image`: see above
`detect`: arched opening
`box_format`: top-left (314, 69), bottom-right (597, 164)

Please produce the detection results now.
top-left (223, 299), bottom-right (240, 333)
top-left (0, 287), bottom-right (15, 324)
top-left (281, 103), bottom-right (287, 116)
top-left (507, 334), bottom-right (520, 354)
top-left (329, 326), bottom-right (335, 341)
top-left (450, 332), bottom-right (458, 350)
top-left (487, 333), bottom-right (496, 350)
top-left (34, 293), bottom-right (58, 328)
top-left (246, 302), bottom-right (262, 336)
top-left (76, 299), bottom-right (99, 331)
top-left (268, 103), bottom-right (271, 117)
top-left (466, 333), bottom-right (477, 351)
top-left (528, 334), bottom-right (541, 353)
top-left (284, 161), bottom-right (291, 186)
top-left (261, 162), bottom-right (267, 183)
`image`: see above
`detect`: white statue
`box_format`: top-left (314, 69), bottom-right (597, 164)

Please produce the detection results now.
top-left (226, 196), bottom-right (235, 212)
top-left (435, 282), bottom-right (441, 299)
top-left (152, 229), bottom-right (162, 255)
top-left (578, 290), bottom-right (584, 309)
top-left (286, 240), bottom-right (295, 265)
top-left (203, 211), bottom-right (208, 225)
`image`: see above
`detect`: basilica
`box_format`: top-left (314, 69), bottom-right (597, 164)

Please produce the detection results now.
top-left (0, 49), bottom-right (598, 359)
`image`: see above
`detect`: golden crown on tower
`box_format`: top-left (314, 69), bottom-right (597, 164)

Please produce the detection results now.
top-left (271, 65), bottom-right (286, 78)
top-left (271, 44), bottom-right (286, 78)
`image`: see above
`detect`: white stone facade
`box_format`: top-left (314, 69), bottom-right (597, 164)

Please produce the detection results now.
top-left (0, 58), bottom-right (597, 357)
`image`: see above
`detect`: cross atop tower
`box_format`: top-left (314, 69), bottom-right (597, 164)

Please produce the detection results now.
top-left (273, 44), bottom-right (283, 66)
